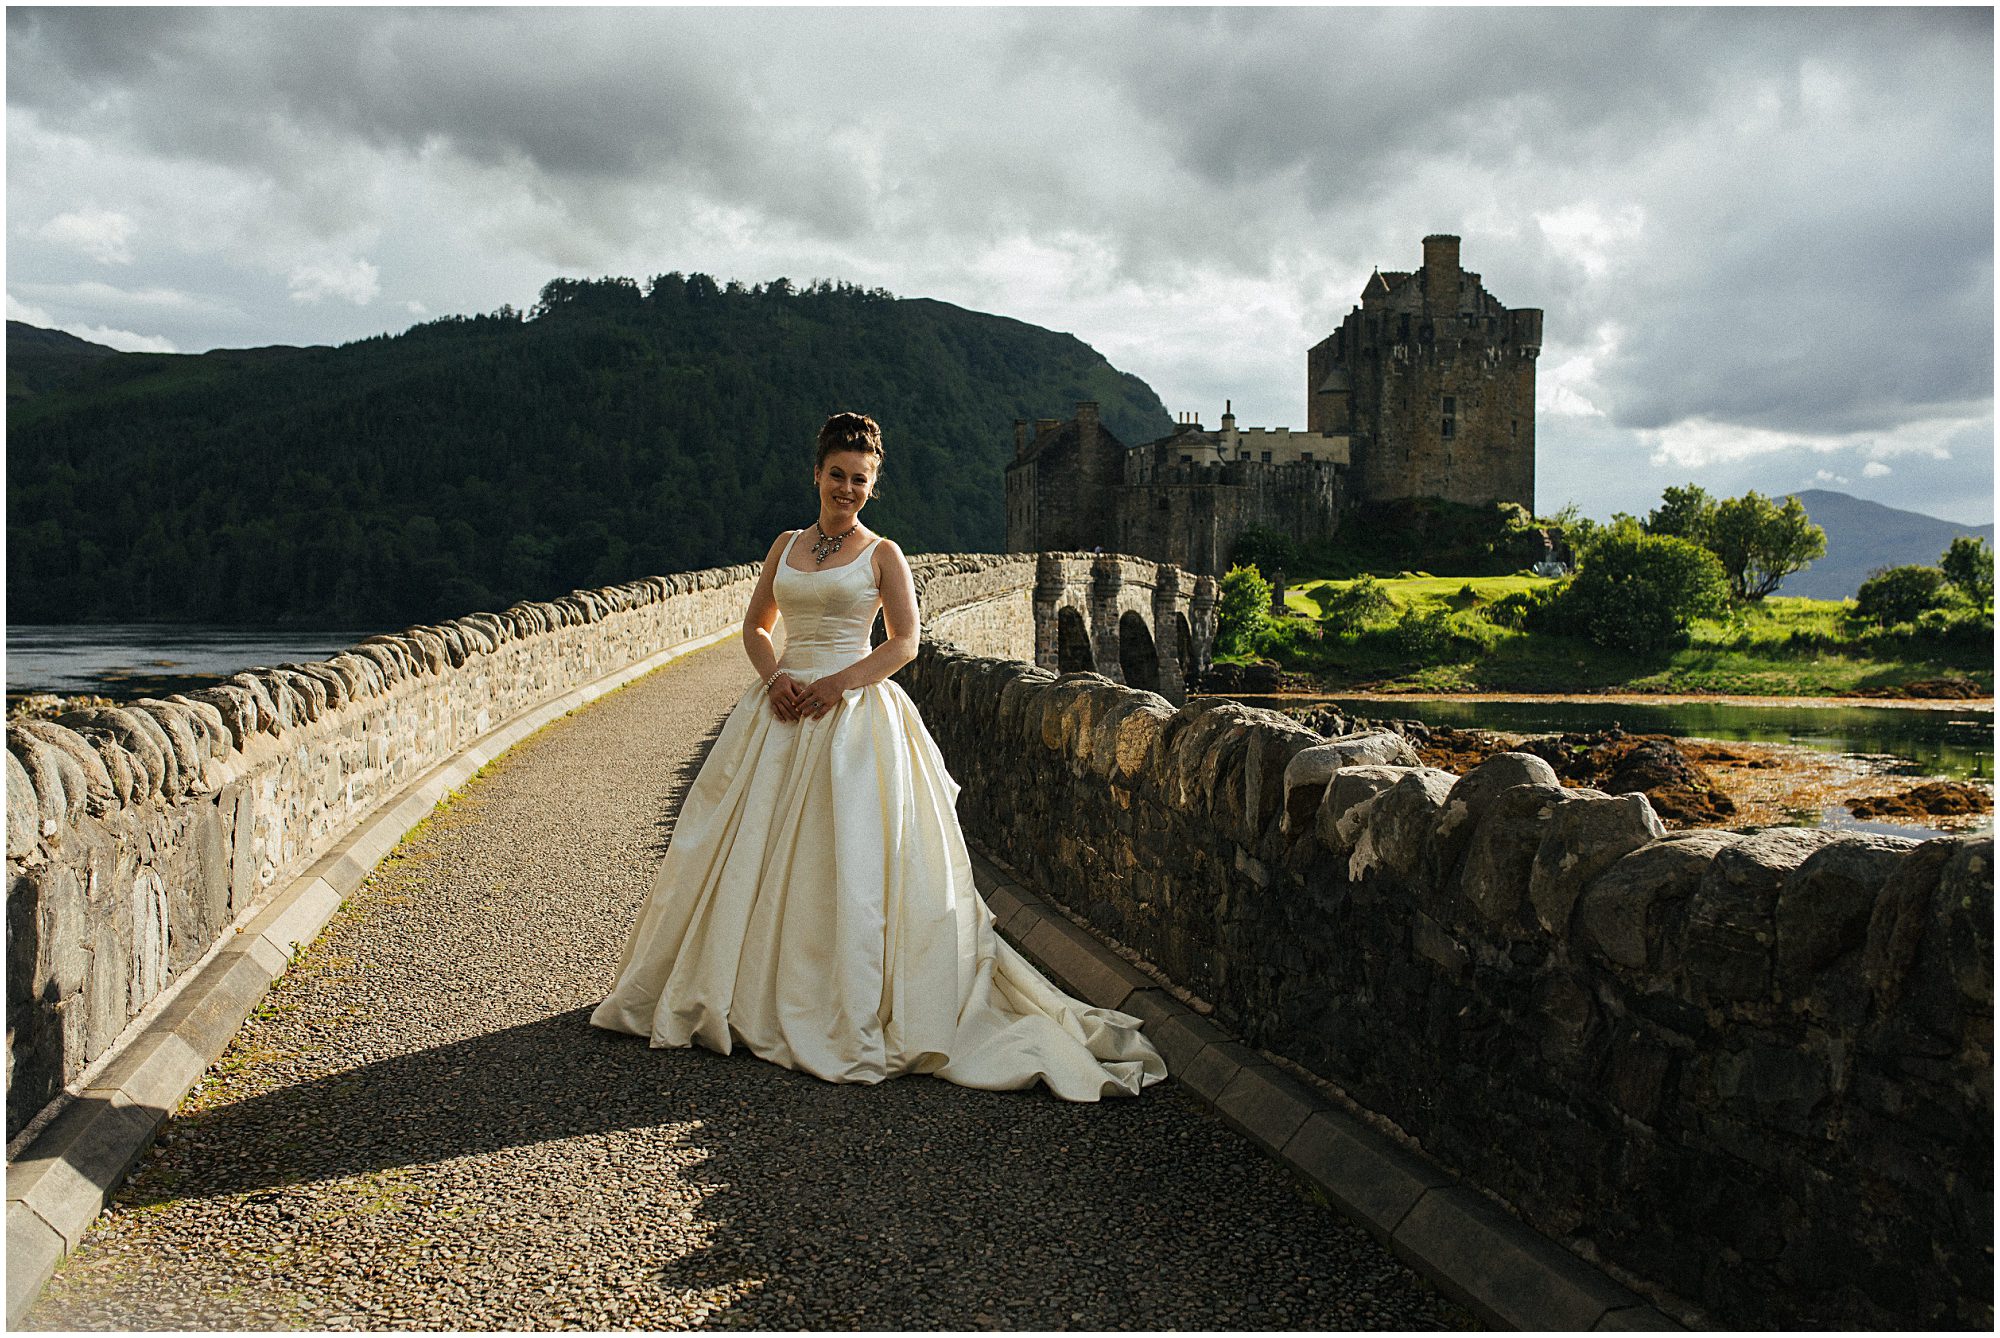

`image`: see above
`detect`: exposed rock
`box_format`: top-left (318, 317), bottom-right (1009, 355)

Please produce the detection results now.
top-left (1424, 728), bottom-right (1737, 828)
top-left (1849, 676), bottom-right (1985, 700)
top-left (1847, 782), bottom-right (1992, 822)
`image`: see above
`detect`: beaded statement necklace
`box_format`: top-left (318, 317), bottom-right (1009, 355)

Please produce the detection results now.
top-left (812, 521), bottom-right (859, 565)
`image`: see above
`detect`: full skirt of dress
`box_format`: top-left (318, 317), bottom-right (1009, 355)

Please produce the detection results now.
top-left (589, 675), bottom-right (1166, 1102)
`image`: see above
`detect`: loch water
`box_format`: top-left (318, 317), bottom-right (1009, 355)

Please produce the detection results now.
top-left (5, 624), bottom-right (377, 706)
top-left (1238, 694), bottom-right (1994, 783)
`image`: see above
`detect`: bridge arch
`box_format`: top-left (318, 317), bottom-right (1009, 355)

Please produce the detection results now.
top-left (1117, 611), bottom-right (1160, 692)
top-left (1056, 607), bottom-right (1093, 673)
top-left (1029, 552), bottom-right (1214, 698)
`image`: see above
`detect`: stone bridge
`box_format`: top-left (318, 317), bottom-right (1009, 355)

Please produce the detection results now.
top-left (5, 551), bottom-right (1990, 1330)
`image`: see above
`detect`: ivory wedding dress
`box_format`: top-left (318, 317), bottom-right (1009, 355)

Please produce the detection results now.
top-left (590, 530), bottom-right (1166, 1101)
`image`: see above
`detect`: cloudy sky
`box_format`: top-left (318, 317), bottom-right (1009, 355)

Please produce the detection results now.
top-left (8, 5), bottom-right (1994, 524)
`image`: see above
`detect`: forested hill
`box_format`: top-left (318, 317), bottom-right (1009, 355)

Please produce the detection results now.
top-left (7, 276), bottom-right (1172, 626)
top-left (6, 320), bottom-right (119, 402)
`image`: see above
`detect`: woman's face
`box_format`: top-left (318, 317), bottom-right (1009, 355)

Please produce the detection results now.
top-left (815, 449), bottom-right (877, 525)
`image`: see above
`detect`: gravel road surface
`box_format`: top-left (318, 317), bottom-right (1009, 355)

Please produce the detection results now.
top-left (25, 639), bottom-right (1470, 1331)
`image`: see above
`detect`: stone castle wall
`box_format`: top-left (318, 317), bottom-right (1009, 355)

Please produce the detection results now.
top-left (893, 642), bottom-right (1992, 1330)
top-left (1112, 460), bottom-right (1345, 577)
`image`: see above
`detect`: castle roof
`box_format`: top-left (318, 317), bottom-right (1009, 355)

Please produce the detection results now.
top-left (1012, 419), bottom-right (1080, 468)
top-left (1362, 269), bottom-right (1413, 300)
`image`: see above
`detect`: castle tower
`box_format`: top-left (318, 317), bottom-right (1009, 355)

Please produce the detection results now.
top-left (1307, 234), bottom-right (1540, 511)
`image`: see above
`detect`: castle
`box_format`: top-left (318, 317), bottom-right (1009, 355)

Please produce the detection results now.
top-left (1005, 234), bottom-right (1543, 575)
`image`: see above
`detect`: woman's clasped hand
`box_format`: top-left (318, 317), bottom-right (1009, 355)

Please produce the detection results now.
top-left (766, 671), bottom-right (844, 721)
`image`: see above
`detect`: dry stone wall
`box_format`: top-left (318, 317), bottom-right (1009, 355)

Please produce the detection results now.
top-left (894, 642), bottom-right (1993, 1330)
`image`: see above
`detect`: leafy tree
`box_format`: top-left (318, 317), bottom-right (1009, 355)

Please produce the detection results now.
top-left (1645, 483), bottom-right (1717, 546)
top-left (1215, 564), bottom-right (1274, 658)
top-left (1561, 532), bottom-right (1729, 654)
top-left (1706, 491), bottom-right (1827, 600)
top-left (1851, 565), bottom-right (1957, 627)
top-left (1940, 535), bottom-right (1994, 606)
top-left (1231, 526), bottom-right (1302, 578)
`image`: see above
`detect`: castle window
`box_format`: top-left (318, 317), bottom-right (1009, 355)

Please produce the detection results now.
top-left (1238, 450), bottom-right (1250, 460)
top-left (1397, 314), bottom-right (1410, 342)
top-left (1301, 452), bottom-right (1314, 462)
top-left (1442, 396), bottom-right (1456, 416)
top-left (1511, 419), bottom-right (1518, 440)
top-left (1260, 450), bottom-right (1272, 463)
top-left (1180, 454), bottom-right (1193, 464)
top-left (1442, 418), bottom-right (1456, 439)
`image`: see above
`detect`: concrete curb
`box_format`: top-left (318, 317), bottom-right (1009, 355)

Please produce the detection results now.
top-left (966, 845), bottom-right (1684, 1333)
top-left (4, 626), bottom-right (742, 1328)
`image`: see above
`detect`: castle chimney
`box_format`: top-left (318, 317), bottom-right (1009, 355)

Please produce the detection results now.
top-left (1014, 419), bottom-right (1027, 459)
top-left (1422, 233), bottom-right (1462, 309)
top-left (1220, 399), bottom-right (1235, 431)
top-left (1076, 401), bottom-right (1099, 453)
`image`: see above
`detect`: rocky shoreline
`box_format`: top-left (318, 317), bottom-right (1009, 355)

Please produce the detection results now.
top-left (1282, 705), bottom-right (1993, 836)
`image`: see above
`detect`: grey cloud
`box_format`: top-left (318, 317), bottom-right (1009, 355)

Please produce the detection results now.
top-left (6, 5), bottom-right (1991, 525)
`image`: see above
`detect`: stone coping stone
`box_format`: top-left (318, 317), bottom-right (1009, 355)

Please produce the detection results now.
top-left (1393, 1186), bottom-right (1651, 1332)
top-left (3, 625), bottom-right (743, 1329)
top-left (963, 839), bottom-right (1682, 1333)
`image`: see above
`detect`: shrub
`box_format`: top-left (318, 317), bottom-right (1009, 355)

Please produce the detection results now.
top-left (1486, 581), bottom-right (1570, 632)
top-left (1215, 564), bottom-right (1275, 658)
top-left (1561, 532), bottom-right (1730, 654)
top-left (1318, 575), bottom-right (1395, 633)
top-left (1388, 605), bottom-right (1458, 661)
top-left (1851, 565), bottom-right (1957, 627)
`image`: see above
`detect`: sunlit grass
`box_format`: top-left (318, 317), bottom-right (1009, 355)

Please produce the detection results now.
top-left (1253, 574), bottom-right (1990, 697)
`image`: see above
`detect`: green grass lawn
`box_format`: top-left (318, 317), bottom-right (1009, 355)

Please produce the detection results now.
top-left (1254, 575), bottom-right (1992, 697)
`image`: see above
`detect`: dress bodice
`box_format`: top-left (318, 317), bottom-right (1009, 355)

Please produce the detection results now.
top-left (774, 529), bottom-right (882, 678)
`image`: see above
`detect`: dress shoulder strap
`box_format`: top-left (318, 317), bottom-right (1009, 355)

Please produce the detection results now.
top-left (779, 528), bottom-right (805, 565)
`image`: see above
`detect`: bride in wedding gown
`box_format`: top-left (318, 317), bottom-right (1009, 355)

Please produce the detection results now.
top-left (590, 413), bottom-right (1166, 1101)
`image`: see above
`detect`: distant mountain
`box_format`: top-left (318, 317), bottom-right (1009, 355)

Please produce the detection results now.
top-left (7, 278), bottom-right (1173, 625)
top-left (1780, 489), bottom-right (1995, 599)
top-left (6, 320), bottom-right (120, 402)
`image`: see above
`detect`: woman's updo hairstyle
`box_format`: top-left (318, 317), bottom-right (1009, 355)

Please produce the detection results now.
top-left (815, 412), bottom-right (884, 471)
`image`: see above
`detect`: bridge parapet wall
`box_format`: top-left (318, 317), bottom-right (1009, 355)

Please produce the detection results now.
top-left (894, 642), bottom-right (1993, 1330)
top-left (6, 550), bottom-right (1188, 1146)
top-left (5, 566), bottom-right (764, 1141)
